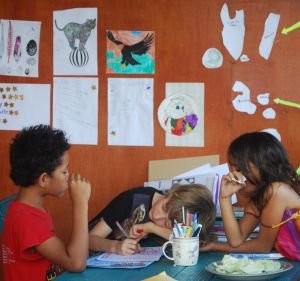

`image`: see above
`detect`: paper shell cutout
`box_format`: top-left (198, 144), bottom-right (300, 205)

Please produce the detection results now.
top-left (158, 94), bottom-right (198, 136)
top-left (202, 48), bottom-right (223, 69)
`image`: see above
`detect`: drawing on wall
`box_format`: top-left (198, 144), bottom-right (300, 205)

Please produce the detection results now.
top-left (53, 8), bottom-right (98, 75)
top-left (259, 13), bottom-right (280, 60)
top-left (158, 94), bottom-right (198, 136)
top-left (257, 93), bottom-right (270, 105)
top-left (108, 78), bottom-right (154, 146)
top-left (220, 3), bottom-right (245, 60)
top-left (0, 83), bottom-right (50, 130)
top-left (261, 128), bottom-right (281, 141)
top-left (263, 108), bottom-right (276, 119)
top-left (202, 48), bottom-right (223, 69)
top-left (0, 19), bottom-right (41, 77)
top-left (164, 83), bottom-right (204, 147)
top-left (106, 30), bottom-right (155, 74)
top-left (53, 77), bottom-right (98, 145)
top-left (232, 81), bottom-right (256, 115)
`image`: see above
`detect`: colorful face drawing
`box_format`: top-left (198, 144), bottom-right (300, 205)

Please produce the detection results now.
top-left (158, 94), bottom-right (198, 136)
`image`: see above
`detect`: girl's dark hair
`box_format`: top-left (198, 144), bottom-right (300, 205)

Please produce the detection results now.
top-left (10, 124), bottom-right (70, 187)
top-left (228, 131), bottom-right (300, 213)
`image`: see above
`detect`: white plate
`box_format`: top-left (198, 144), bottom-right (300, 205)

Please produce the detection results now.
top-left (205, 260), bottom-right (293, 281)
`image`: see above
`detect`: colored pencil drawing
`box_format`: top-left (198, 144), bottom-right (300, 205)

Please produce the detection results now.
top-left (106, 30), bottom-right (155, 74)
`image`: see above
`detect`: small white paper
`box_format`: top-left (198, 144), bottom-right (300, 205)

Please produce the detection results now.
top-left (53, 77), bottom-right (98, 145)
top-left (232, 81), bottom-right (256, 115)
top-left (220, 3), bottom-right (245, 60)
top-left (259, 13), bottom-right (280, 60)
top-left (257, 93), bottom-right (270, 105)
top-left (240, 54), bottom-right (250, 62)
top-left (0, 83), bottom-right (50, 130)
top-left (202, 48), bottom-right (223, 68)
top-left (261, 128), bottom-right (281, 141)
top-left (263, 108), bottom-right (276, 119)
top-left (108, 78), bottom-right (154, 146)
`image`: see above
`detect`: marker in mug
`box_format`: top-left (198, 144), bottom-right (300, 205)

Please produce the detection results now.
top-left (192, 224), bottom-right (202, 237)
top-left (115, 221), bottom-right (128, 238)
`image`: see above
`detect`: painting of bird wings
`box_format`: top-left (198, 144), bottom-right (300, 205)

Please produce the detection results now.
top-left (106, 30), bottom-right (155, 74)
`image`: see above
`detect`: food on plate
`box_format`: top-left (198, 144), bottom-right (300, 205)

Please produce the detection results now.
top-left (214, 254), bottom-right (281, 275)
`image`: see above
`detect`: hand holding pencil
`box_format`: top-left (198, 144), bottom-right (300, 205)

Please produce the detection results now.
top-left (115, 221), bottom-right (141, 255)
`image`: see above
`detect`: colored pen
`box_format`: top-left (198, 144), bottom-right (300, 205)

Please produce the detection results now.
top-left (115, 221), bottom-right (128, 238)
top-left (186, 226), bottom-right (193, 237)
top-left (192, 224), bottom-right (202, 237)
top-left (174, 219), bottom-right (182, 237)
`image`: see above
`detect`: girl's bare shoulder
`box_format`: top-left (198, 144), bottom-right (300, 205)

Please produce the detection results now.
top-left (271, 182), bottom-right (300, 207)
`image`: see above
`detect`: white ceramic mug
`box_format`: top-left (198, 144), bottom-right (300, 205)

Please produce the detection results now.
top-left (162, 237), bottom-right (199, 266)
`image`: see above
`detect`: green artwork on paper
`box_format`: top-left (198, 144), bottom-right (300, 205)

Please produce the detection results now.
top-left (106, 30), bottom-right (155, 74)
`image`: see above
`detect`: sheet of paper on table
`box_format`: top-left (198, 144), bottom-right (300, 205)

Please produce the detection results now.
top-left (87, 246), bottom-right (162, 269)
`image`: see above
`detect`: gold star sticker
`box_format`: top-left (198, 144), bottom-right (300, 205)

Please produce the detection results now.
top-left (0, 88), bottom-right (3, 93)
top-left (3, 118), bottom-right (8, 124)
top-left (8, 94), bottom-right (13, 99)
top-left (12, 86), bottom-right (17, 92)
top-left (2, 94), bottom-right (6, 99)
top-left (19, 95), bottom-right (24, 100)
top-left (110, 131), bottom-right (116, 136)
top-left (13, 94), bottom-right (18, 100)
top-left (14, 110), bottom-right (19, 116)
top-left (6, 87), bottom-right (11, 92)
top-left (91, 84), bottom-right (97, 91)
top-left (9, 110), bottom-right (14, 115)
top-left (9, 102), bottom-right (14, 108)
top-left (4, 102), bottom-right (8, 107)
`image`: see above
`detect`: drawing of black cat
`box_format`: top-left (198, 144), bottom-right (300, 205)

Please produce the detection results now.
top-left (55, 19), bottom-right (96, 51)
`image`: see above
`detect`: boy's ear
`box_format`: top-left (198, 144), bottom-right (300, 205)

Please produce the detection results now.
top-left (38, 172), bottom-right (49, 187)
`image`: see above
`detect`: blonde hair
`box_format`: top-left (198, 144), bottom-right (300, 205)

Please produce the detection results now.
top-left (166, 184), bottom-right (216, 242)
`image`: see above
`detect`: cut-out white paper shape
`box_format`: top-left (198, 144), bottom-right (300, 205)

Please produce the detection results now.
top-left (263, 108), bottom-right (276, 119)
top-left (257, 93), bottom-right (270, 105)
top-left (261, 128), bottom-right (281, 141)
top-left (232, 81), bottom-right (256, 114)
top-left (220, 3), bottom-right (245, 60)
top-left (259, 13), bottom-right (280, 60)
top-left (240, 54), bottom-right (250, 62)
top-left (202, 48), bottom-right (223, 68)
top-left (158, 94), bottom-right (198, 136)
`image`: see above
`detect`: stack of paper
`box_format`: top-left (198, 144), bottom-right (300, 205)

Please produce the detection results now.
top-left (87, 246), bottom-right (162, 269)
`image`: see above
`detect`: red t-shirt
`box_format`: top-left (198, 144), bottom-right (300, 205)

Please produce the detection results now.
top-left (2, 200), bottom-right (62, 281)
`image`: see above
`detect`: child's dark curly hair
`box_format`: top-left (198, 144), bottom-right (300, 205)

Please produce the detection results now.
top-left (10, 124), bottom-right (70, 187)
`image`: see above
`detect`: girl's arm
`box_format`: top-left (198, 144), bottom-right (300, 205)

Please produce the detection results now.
top-left (202, 183), bottom-right (290, 253)
top-left (89, 218), bottom-right (141, 255)
top-left (220, 173), bottom-right (257, 247)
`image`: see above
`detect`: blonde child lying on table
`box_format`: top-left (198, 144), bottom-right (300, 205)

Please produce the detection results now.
top-left (89, 184), bottom-right (216, 255)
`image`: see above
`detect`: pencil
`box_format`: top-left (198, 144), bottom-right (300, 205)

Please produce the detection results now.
top-left (115, 221), bottom-right (128, 238)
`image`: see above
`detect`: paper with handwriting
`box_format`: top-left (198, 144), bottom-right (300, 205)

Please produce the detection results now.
top-left (108, 78), bottom-right (154, 146)
top-left (53, 77), bottom-right (98, 145)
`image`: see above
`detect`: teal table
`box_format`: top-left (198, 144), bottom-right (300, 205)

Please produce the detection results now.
top-left (56, 251), bottom-right (300, 281)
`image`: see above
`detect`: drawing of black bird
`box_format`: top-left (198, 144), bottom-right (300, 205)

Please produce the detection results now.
top-left (107, 31), bottom-right (154, 66)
